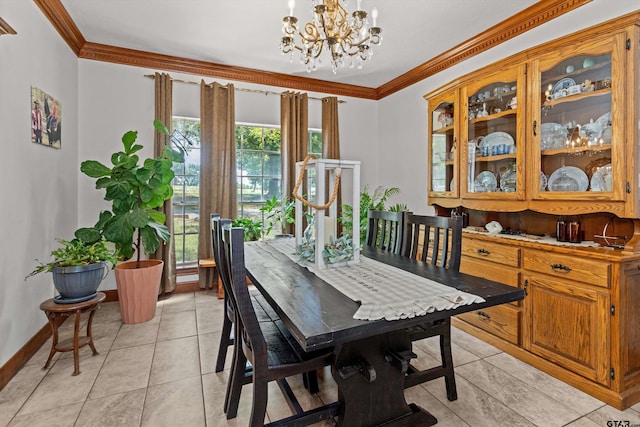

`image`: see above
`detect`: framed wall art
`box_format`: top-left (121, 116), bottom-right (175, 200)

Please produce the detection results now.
top-left (31, 86), bottom-right (61, 149)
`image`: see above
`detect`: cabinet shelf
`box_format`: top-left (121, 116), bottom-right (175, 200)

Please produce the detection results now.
top-left (472, 153), bottom-right (517, 161)
top-left (469, 109), bottom-right (516, 124)
top-left (541, 61), bottom-right (610, 88)
top-left (469, 90), bottom-right (516, 108)
top-left (543, 88), bottom-right (611, 108)
top-left (433, 124), bottom-right (455, 134)
top-left (541, 144), bottom-right (611, 156)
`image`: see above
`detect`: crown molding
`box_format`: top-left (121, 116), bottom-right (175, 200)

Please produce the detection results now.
top-left (36, 0), bottom-right (590, 100)
top-left (34, 0), bottom-right (84, 55)
top-left (0, 17), bottom-right (17, 35)
top-left (376, 0), bottom-right (592, 99)
top-left (79, 42), bottom-right (379, 100)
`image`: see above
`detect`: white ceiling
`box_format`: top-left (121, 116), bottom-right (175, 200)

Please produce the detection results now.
top-left (61, 0), bottom-right (539, 88)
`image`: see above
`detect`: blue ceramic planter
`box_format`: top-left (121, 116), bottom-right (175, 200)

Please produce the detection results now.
top-left (51, 263), bottom-right (107, 300)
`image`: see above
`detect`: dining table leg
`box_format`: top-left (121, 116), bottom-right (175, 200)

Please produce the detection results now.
top-left (331, 330), bottom-right (438, 427)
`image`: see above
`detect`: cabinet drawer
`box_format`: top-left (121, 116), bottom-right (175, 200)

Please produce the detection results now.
top-left (461, 256), bottom-right (519, 288)
top-left (523, 249), bottom-right (609, 288)
top-left (457, 305), bottom-right (520, 345)
top-left (462, 237), bottom-right (520, 267)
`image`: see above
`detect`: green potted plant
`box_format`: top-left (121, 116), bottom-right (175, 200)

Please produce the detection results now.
top-left (341, 185), bottom-right (406, 245)
top-left (231, 218), bottom-right (263, 241)
top-left (25, 231), bottom-right (117, 303)
top-left (79, 120), bottom-right (185, 323)
top-left (260, 195), bottom-right (295, 237)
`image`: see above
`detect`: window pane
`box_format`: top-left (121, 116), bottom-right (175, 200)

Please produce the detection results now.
top-left (241, 151), bottom-right (264, 176)
top-left (309, 130), bottom-right (322, 154)
top-left (172, 117), bottom-right (201, 266)
top-left (264, 153), bottom-right (281, 177)
top-left (264, 178), bottom-right (281, 199)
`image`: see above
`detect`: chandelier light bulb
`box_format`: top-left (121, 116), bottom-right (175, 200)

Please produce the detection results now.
top-left (289, 0), bottom-right (295, 16)
top-left (371, 7), bottom-right (377, 26)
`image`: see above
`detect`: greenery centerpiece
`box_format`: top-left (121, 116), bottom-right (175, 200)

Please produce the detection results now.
top-left (79, 120), bottom-right (185, 323)
top-left (231, 218), bottom-right (263, 242)
top-left (260, 195), bottom-right (295, 237)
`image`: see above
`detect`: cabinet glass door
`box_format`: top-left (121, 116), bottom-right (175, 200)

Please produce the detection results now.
top-left (531, 35), bottom-right (625, 201)
top-left (462, 65), bottom-right (525, 200)
top-left (428, 90), bottom-right (458, 197)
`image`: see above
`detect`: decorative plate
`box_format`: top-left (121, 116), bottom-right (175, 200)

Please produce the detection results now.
top-left (552, 77), bottom-right (576, 94)
top-left (548, 166), bottom-right (588, 192)
top-left (476, 171), bottom-right (497, 192)
top-left (483, 132), bottom-right (515, 148)
top-left (590, 164), bottom-right (612, 192)
top-left (500, 169), bottom-right (516, 192)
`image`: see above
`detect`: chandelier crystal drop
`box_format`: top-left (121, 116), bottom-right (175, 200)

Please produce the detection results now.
top-left (279, 0), bottom-right (382, 74)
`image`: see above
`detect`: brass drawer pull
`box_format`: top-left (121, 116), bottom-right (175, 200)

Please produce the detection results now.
top-left (477, 311), bottom-right (491, 319)
top-left (477, 248), bottom-right (491, 256)
top-left (550, 263), bottom-right (572, 273)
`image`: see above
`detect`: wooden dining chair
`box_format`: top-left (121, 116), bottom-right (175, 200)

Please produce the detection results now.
top-left (401, 213), bottom-right (463, 401)
top-left (365, 209), bottom-right (409, 254)
top-left (213, 216), bottom-right (278, 374)
top-left (221, 225), bottom-right (339, 426)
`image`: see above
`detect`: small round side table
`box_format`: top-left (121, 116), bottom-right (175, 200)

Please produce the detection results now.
top-left (39, 291), bottom-right (106, 375)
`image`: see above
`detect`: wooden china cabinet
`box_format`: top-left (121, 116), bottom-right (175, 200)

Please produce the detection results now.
top-left (425, 12), bottom-right (640, 409)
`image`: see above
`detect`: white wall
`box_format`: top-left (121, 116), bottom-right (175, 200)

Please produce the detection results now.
top-left (3, 0), bottom-right (637, 369)
top-left (376, 0), bottom-right (640, 215)
top-left (0, 0), bottom-right (79, 366)
top-left (77, 62), bottom-right (379, 290)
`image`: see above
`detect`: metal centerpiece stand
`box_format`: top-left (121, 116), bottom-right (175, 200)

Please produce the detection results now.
top-left (293, 156), bottom-right (361, 268)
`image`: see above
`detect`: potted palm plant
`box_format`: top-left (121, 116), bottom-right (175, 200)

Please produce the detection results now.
top-left (79, 120), bottom-right (185, 323)
top-left (25, 231), bottom-right (117, 303)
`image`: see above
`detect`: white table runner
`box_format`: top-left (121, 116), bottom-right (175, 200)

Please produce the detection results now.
top-left (254, 239), bottom-right (485, 321)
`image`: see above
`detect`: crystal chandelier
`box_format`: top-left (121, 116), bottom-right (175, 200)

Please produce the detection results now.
top-left (280, 0), bottom-right (382, 74)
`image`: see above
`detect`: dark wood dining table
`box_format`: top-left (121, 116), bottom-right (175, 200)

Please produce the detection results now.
top-left (244, 241), bottom-right (524, 427)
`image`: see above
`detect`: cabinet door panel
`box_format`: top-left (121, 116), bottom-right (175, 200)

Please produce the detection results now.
top-left (461, 65), bottom-right (526, 201)
top-left (523, 274), bottom-right (610, 385)
top-left (528, 33), bottom-right (626, 203)
top-left (428, 89), bottom-right (459, 198)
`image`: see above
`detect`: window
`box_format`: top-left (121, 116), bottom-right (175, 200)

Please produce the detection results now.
top-left (170, 118), bottom-right (321, 266)
top-left (171, 117), bottom-right (201, 265)
top-left (235, 126), bottom-right (323, 225)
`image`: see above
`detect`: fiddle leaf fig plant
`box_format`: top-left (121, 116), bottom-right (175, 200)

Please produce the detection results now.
top-left (79, 120), bottom-right (185, 263)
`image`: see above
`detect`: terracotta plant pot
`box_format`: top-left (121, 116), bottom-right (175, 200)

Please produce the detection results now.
top-left (114, 259), bottom-right (163, 324)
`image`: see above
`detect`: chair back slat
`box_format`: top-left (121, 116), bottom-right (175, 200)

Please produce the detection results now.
top-left (402, 214), bottom-right (462, 271)
top-left (221, 225), bottom-right (268, 368)
top-left (365, 210), bottom-right (409, 254)
top-left (212, 217), bottom-right (233, 298)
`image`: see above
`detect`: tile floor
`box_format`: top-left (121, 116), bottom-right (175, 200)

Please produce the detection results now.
top-left (2, 290), bottom-right (640, 427)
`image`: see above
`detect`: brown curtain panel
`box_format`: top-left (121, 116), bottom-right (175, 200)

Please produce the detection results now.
top-left (152, 72), bottom-right (177, 294)
top-left (281, 91), bottom-right (308, 234)
top-left (199, 81), bottom-right (236, 289)
top-left (322, 96), bottom-right (342, 233)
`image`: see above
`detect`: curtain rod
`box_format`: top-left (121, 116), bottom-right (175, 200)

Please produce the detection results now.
top-left (144, 74), bottom-right (345, 103)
